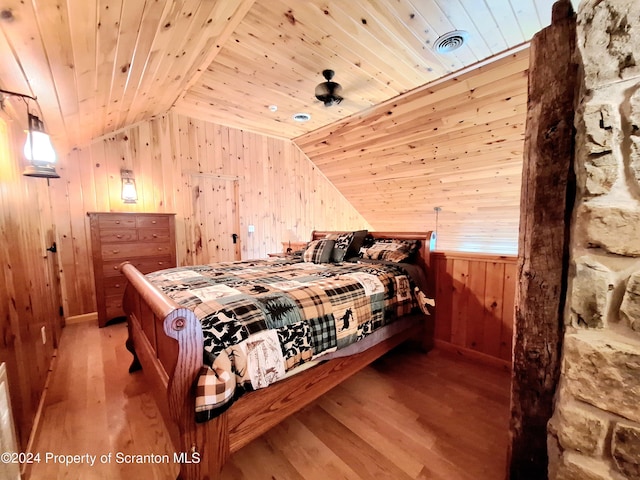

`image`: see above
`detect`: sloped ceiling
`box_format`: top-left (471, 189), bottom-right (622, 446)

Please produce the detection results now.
top-left (0, 0), bottom-right (562, 152)
top-left (295, 48), bottom-right (530, 252)
top-left (0, 0), bottom-right (581, 252)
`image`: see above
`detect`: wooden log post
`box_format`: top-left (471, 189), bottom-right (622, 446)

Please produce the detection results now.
top-left (508, 1), bottom-right (577, 478)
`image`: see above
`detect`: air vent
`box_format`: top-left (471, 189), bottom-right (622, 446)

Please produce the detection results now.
top-left (434, 30), bottom-right (469, 54)
top-left (292, 113), bottom-right (311, 122)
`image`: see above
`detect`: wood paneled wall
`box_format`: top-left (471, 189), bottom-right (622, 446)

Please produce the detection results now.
top-left (432, 251), bottom-right (516, 369)
top-left (50, 112), bottom-right (371, 317)
top-left (0, 113), bottom-right (61, 450)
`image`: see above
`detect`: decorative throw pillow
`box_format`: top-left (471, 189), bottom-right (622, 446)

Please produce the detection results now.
top-left (360, 233), bottom-right (375, 249)
top-left (358, 239), bottom-right (420, 263)
top-left (302, 239), bottom-right (335, 263)
top-left (346, 230), bottom-right (368, 258)
top-left (330, 232), bottom-right (354, 262)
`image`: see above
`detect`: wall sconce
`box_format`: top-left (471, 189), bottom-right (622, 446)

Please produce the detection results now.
top-left (433, 206), bottom-right (441, 250)
top-left (0, 88), bottom-right (59, 179)
top-left (121, 169), bottom-right (138, 203)
top-left (23, 113), bottom-right (59, 178)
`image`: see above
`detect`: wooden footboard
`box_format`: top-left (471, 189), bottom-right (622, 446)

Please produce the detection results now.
top-left (121, 262), bottom-right (228, 479)
top-left (120, 230), bottom-right (435, 480)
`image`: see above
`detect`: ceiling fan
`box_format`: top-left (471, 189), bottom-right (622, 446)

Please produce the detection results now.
top-left (315, 69), bottom-right (343, 107)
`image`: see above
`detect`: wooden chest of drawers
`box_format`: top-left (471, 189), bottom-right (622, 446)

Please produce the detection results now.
top-left (88, 212), bottom-right (176, 327)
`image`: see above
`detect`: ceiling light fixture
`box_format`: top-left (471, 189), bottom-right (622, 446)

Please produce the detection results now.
top-left (314, 70), bottom-right (343, 107)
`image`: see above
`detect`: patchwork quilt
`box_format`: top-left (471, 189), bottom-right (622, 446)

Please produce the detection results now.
top-left (146, 257), bottom-right (431, 422)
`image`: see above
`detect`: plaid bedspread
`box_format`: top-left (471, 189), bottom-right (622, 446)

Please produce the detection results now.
top-left (146, 258), bottom-right (431, 422)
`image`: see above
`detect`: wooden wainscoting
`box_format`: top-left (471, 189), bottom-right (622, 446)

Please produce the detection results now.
top-left (432, 251), bottom-right (517, 370)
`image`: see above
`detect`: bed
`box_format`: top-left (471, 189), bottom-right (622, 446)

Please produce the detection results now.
top-left (120, 230), bottom-right (435, 480)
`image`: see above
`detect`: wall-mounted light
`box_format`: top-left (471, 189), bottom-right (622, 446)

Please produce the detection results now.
top-left (433, 206), bottom-right (441, 250)
top-left (0, 88), bottom-right (59, 179)
top-left (23, 113), bottom-right (58, 178)
top-left (121, 169), bottom-right (137, 203)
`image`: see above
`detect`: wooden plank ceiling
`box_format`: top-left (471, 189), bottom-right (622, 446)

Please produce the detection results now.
top-left (174, 0), bottom-right (556, 138)
top-left (0, 0), bottom-right (579, 253)
top-left (0, 0), bottom-right (562, 151)
top-left (295, 48), bottom-right (530, 253)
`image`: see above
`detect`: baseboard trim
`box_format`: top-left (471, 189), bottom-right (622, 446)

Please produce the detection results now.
top-left (65, 312), bottom-right (98, 325)
top-left (434, 340), bottom-right (512, 372)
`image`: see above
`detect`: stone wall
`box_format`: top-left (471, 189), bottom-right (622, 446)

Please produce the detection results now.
top-left (548, 1), bottom-right (640, 479)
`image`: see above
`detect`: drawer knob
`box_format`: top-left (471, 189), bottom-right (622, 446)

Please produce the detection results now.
top-left (152, 220), bottom-right (157, 224)
top-left (116, 234), bottom-right (122, 238)
top-left (112, 250), bottom-right (120, 254)
top-left (113, 266), bottom-right (118, 270)
top-left (152, 234), bottom-right (158, 238)
top-left (115, 283), bottom-right (121, 288)
top-left (115, 220), bottom-right (120, 224)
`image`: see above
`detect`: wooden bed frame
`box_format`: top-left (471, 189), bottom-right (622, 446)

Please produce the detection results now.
top-left (120, 230), bottom-right (435, 480)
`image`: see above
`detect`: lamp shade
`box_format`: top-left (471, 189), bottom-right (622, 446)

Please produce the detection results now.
top-left (23, 130), bottom-right (56, 163)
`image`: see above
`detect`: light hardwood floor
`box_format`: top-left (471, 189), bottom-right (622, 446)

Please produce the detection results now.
top-left (27, 321), bottom-right (510, 480)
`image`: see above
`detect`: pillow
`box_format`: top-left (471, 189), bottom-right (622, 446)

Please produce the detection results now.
top-left (328, 232), bottom-right (354, 262)
top-left (302, 239), bottom-right (335, 263)
top-left (360, 233), bottom-right (375, 249)
top-left (358, 239), bottom-right (420, 263)
top-left (346, 230), bottom-right (368, 258)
